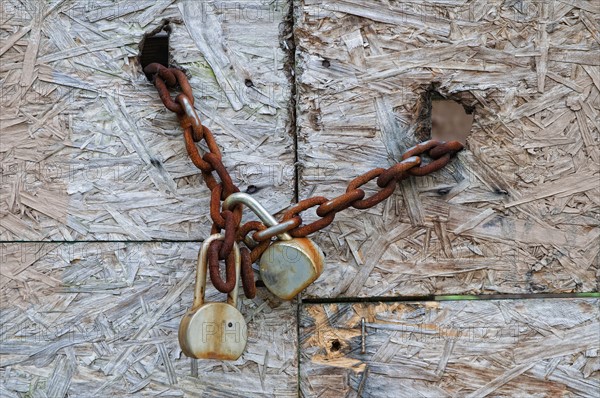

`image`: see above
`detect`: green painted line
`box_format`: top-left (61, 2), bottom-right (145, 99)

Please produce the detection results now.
top-left (434, 295), bottom-right (479, 301)
top-left (574, 292), bottom-right (600, 298)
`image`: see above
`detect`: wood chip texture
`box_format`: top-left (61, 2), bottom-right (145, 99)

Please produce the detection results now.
top-left (1, 0), bottom-right (599, 397)
top-left (300, 299), bottom-right (600, 397)
top-left (294, 0), bottom-right (599, 298)
top-left (1, 242), bottom-right (297, 397)
top-left (1, 1), bottom-right (297, 397)
top-left (0, 0), bottom-right (295, 241)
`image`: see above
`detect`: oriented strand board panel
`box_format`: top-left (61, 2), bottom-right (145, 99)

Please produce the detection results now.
top-left (0, 0), bottom-right (294, 241)
top-left (300, 299), bottom-right (600, 397)
top-left (294, 0), bottom-right (600, 298)
top-left (0, 242), bottom-right (297, 397)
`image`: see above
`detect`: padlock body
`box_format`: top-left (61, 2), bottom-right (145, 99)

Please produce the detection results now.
top-left (259, 238), bottom-right (324, 300)
top-left (179, 303), bottom-right (247, 360)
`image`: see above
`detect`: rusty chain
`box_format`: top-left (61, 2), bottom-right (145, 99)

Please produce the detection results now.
top-left (144, 63), bottom-right (255, 297)
top-left (278, 141), bottom-right (463, 238)
top-left (145, 63), bottom-right (464, 299)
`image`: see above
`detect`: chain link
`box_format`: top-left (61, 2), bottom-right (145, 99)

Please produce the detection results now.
top-left (279, 140), bottom-right (462, 238)
top-left (146, 63), bottom-right (465, 297)
top-left (207, 240), bottom-right (237, 293)
top-left (239, 247), bottom-right (256, 299)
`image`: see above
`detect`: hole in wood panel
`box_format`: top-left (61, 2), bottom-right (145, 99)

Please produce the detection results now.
top-left (413, 86), bottom-right (474, 145)
top-left (139, 21), bottom-right (171, 80)
top-left (431, 99), bottom-right (473, 145)
top-left (330, 339), bottom-right (341, 351)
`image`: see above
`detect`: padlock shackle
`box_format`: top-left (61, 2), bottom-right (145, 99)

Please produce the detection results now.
top-left (193, 234), bottom-right (241, 310)
top-left (222, 192), bottom-right (292, 241)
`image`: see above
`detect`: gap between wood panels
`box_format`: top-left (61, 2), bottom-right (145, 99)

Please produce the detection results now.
top-left (284, 0), bottom-right (299, 204)
top-left (301, 292), bottom-right (600, 304)
top-left (0, 239), bottom-right (206, 243)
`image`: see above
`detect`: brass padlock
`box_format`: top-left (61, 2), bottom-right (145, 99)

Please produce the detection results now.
top-left (179, 234), bottom-right (247, 360)
top-left (223, 193), bottom-right (324, 300)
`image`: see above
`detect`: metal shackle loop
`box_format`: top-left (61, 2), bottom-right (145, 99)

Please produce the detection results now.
top-left (193, 234), bottom-right (241, 310)
top-left (254, 218), bottom-right (300, 242)
top-left (177, 94), bottom-right (203, 137)
top-left (222, 192), bottom-right (292, 241)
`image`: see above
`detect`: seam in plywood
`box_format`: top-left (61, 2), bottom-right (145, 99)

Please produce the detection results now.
top-left (281, 3), bottom-right (303, 397)
top-left (301, 292), bottom-right (600, 304)
top-left (283, 0), bottom-right (299, 204)
top-left (0, 240), bottom-right (205, 243)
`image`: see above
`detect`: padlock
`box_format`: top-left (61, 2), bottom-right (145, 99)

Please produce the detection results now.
top-left (258, 237), bottom-right (324, 300)
top-left (222, 193), bottom-right (324, 300)
top-left (179, 234), bottom-right (247, 360)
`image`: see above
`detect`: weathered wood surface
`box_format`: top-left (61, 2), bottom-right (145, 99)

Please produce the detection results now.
top-left (0, 242), bottom-right (297, 397)
top-left (0, 0), bottom-right (294, 241)
top-left (1, 0), bottom-right (599, 397)
top-left (1, 1), bottom-right (298, 397)
top-left (300, 299), bottom-right (600, 397)
top-left (294, 0), bottom-right (600, 298)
